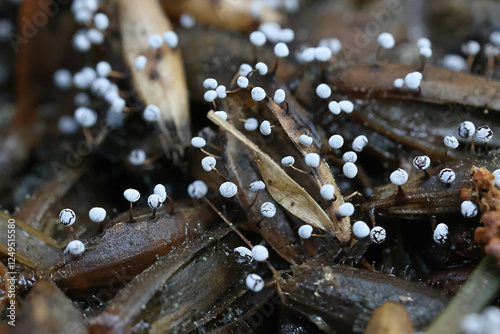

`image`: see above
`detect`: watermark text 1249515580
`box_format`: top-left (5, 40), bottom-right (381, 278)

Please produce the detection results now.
top-left (6, 218), bottom-right (17, 326)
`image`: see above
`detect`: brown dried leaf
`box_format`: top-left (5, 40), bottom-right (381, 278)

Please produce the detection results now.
top-left (142, 233), bottom-right (248, 332)
top-left (362, 149), bottom-right (500, 218)
top-left (195, 290), bottom-right (277, 334)
top-left (13, 164), bottom-right (87, 232)
top-left (349, 103), bottom-right (463, 163)
top-left (15, 280), bottom-right (87, 334)
top-left (207, 111), bottom-right (338, 237)
top-left (116, 0), bottom-right (190, 157)
top-left (0, 212), bottom-right (60, 269)
top-left (225, 132), bottom-right (303, 264)
top-left (51, 205), bottom-right (215, 297)
top-left (279, 262), bottom-right (447, 332)
top-left (218, 91), bottom-right (303, 264)
top-left (161, 0), bottom-right (285, 32)
top-left (330, 63), bottom-right (500, 111)
top-left (266, 99), bottom-right (351, 243)
top-left (89, 226), bottom-right (231, 332)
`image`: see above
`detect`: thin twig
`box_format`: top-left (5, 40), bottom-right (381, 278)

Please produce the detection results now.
top-left (426, 255), bottom-right (500, 334)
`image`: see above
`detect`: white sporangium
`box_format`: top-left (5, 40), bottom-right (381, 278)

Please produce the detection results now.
top-left (244, 118), bottom-right (258, 131)
top-left (305, 153), bottom-right (320, 168)
top-left (273, 89), bottom-right (286, 104)
top-left (251, 245), bottom-right (269, 262)
top-left (377, 32), bottom-right (395, 49)
top-left (439, 168), bottom-right (456, 184)
top-left (188, 180), bottom-right (208, 199)
top-left (343, 162), bottom-right (358, 179)
top-left (65, 240), bottom-right (85, 256)
top-left (444, 135), bottom-right (459, 149)
top-left (316, 83), bottom-right (331, 99)
top-left (89, 207), bottom-right (106, 223)
top-left (353, 221), bottom-right (370, 239)
top-left (328, 135), bottom-right (344, 149)
top-left (433, 223), bottom-right (449, 244)
top-left (251, 87), bottom-right (266, 101)
top-left (260, 202), bottom-right (276, 218)
top-left (59, 208), bottom-right (76, 226)
top-left (338, 203), bottom-right (354, 217)
top-left (260, 120), bottom-right (272, 136)
top-left (370, 226), bottom-right (386, 243)
top-left (298, 225), bottom-right (313, 239)
top-left (143, 104), bottom-right (160, 122)
top-left (461, 201), bottom-right (478, 218)
top-left (320, 184), bottom-right (335, 200)
top-left (314, 46), bottom-right (332, 62)
top-left (163, 31), bottom-right (178, 48)
top-left (201, 156), bottom-right (216, 172)
top-left (249, 181), bottom-right (266, 192)
top-left (390, 168), bottom-right (408, 186)
top-left (352, 135), bottom-right (368, 152)
top-left (219, 182), bottom-right (238, 198)
top-left (246, 273), bottom-right (264, 292)
top-left (299, 135), bottom-right (313, 146)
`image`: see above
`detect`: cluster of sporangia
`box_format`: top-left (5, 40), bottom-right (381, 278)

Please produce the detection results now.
top-left (58, 184), bottom-right (172, 256)
top-left (185, 28), bottom-right (499, 291)
top-left (55, 1), bottom-right (500, 293)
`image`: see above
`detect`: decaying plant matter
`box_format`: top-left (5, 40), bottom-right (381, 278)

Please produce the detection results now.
top-left (1, 0), bottom-right (500, 333)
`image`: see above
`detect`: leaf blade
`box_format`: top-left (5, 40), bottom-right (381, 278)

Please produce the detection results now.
top-left (207, 110), bottom-right (338, 237)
